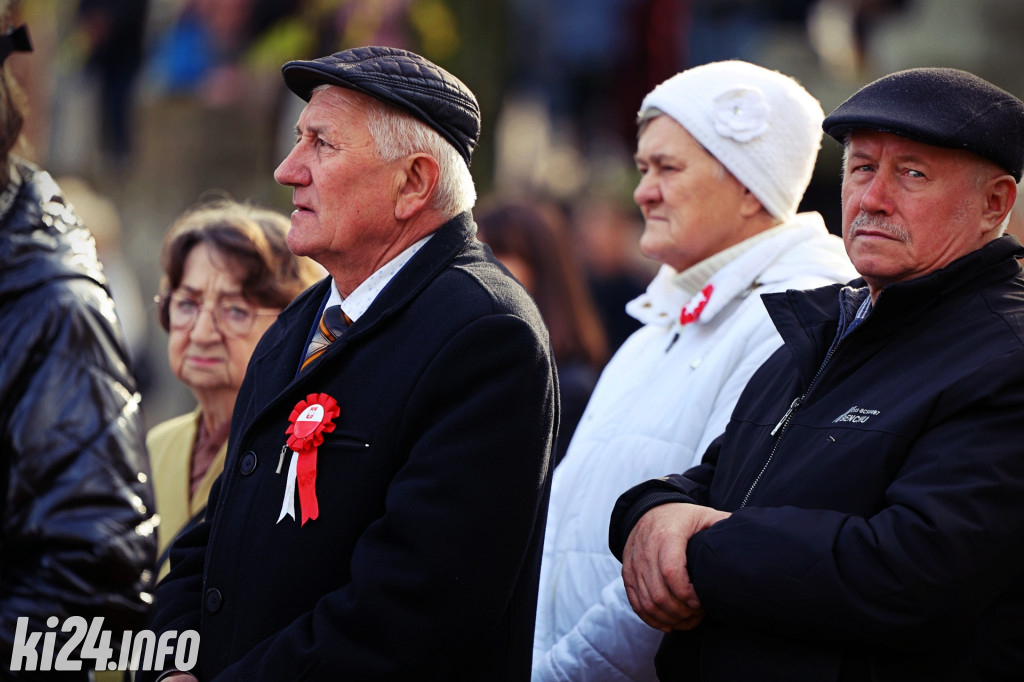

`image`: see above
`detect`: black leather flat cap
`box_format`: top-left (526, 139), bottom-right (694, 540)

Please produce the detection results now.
top-left (823, 67), bottom-right (1024, 180)
top-left (282, 46), bottom-right (480, 166)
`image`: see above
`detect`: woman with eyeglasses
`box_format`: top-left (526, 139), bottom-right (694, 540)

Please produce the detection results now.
top-left (150, 198), bottom-right (322, 579)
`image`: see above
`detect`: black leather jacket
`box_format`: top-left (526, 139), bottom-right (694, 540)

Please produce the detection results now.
top-left (0, 161), bottom-right (157, 679)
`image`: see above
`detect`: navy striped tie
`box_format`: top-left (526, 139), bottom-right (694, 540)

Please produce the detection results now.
top-left (300, 305), bottom-right (351, 372)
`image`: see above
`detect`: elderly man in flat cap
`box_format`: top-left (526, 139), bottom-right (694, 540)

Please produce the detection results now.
top-left (609, 67), bottom-right (1024, 681)
top-left (143, 46), bottom-right (557, 682)
top-left (534, 60), bottom-right (854, 682)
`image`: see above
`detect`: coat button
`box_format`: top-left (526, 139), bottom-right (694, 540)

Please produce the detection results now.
top-left (239, 451), bottom-right (257, 475)
top-left (204, 588), bottom-right (223, 613)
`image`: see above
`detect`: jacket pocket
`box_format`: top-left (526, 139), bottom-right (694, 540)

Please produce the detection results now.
top-left (319, 431), bottom-right (372, 454)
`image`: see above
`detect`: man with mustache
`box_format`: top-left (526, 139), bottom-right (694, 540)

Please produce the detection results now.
top-left (609, 67), bottom-right (1024, 681)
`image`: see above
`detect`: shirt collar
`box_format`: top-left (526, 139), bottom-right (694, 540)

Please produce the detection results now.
top-left (835, 284), bottom-right (873, 342)
top-left (324, 233), bottom-right (433, 322)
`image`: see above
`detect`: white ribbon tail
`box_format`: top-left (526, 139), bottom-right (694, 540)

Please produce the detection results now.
top-left (276, 451), bottom-right (299, 523)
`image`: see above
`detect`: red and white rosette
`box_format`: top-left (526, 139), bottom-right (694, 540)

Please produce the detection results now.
top-left (679, 284), bottom-right (713, 326)
top-left (277, 393), bottom-right (339, 526)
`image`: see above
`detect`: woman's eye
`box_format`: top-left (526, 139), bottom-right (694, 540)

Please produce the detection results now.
top-left (174, 299), bottom-right (198, 314)
top-left (222, 305), bottom-right (252, 322)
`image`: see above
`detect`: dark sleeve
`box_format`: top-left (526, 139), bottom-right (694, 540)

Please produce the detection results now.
top-left (608, 433), bottom-right (723, 560)
top-left (135, 459), bottom-right (219, 682)
top-left (685, 349), bottom-right (1024, 645)
top-left (0, 279), bottom-right (157, 674)
top-left (552, 362), bottom-right (597, 467)
top-left (211, 313), bottom-right (556, 680)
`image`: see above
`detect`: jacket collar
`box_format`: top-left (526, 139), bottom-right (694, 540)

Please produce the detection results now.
top-left (342, 211), bottom-right (476, 342)
top-left (627, 213), bottom-right (833, 328)
top-left (764, 234), bottom-right (1024, 363)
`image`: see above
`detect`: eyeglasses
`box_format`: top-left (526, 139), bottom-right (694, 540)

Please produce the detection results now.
top-left (158, 292), bottom-right (279, 338)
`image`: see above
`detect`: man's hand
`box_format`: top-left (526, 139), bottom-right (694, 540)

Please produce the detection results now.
top-left (621, 502), bottom-right (731, 632)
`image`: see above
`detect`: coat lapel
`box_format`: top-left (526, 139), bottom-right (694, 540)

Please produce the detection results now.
top-left (238, 212), bottom-right (477, 430)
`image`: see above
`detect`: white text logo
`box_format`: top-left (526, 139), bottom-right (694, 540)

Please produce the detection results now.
top-left (832, 405), bottom-right (880, 424)
top-left (10, 617), bottom-right (198, 672)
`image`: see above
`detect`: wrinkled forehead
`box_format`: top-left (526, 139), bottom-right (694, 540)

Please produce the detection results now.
top-left (842, 130), bottom-right (989, 173)
top-left (297, 85), bottom-right (373, 130)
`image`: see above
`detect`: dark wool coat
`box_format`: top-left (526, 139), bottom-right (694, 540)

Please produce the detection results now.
top-left (611, 236), bottom-right (1024, 682)
top-left (144, 213), bottom-right (558, 681)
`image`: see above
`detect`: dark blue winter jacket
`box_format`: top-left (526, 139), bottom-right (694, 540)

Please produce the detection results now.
top-left (611, 235), bottom-right (1024, 681)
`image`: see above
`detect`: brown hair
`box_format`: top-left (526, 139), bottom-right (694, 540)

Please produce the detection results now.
top-left (157, 199), bottom-right (322, 331)
top-left (476, 201), bottom-right (608, 369)
top-left (0, 2), bottom-right (26, 185)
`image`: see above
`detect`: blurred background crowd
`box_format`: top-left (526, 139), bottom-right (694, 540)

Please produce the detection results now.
top-left (9, 0), bottom-right (1024, 428)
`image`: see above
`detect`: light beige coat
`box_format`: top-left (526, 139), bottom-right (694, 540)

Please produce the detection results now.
top-left (147, 407), bottom-right (227, 580)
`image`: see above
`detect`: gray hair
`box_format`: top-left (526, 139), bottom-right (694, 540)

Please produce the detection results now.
top-left (636, 106), bottom-right (663, 135)
top-left (313, 84), bottom-right (476, 216)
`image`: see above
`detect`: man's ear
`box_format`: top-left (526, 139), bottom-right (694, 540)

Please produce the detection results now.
top-left (981, 174), bottom-right (1017, 233)
top-left (395, 153), bottom-right (440, 220)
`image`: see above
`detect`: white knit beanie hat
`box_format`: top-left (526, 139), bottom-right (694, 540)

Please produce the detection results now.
top-left (640, 60), bottom-right (824, 221)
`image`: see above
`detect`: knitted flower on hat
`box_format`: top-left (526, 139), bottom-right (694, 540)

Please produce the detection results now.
top-left (712, 87), bottom-right (770, 142)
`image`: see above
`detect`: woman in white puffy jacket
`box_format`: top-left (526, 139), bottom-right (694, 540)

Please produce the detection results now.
top-left (533, 60), bottom-right (857, 682)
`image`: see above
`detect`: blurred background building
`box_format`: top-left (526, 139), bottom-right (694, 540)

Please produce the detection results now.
top-left (10, 0), bottom-right (1024, 427)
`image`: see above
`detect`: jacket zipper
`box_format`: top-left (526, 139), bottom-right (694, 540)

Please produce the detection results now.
top-left (739, 337), bottom-right (842, 508)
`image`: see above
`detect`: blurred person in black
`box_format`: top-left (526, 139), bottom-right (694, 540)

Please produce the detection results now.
top-left (572, 196), bottom-right (651, 351)
top-left (0, 12), bottom-right (156, 680)
top-left (477, 199), bottom-right (609, 465)
top-left (74, 0), bottom-right (149, 170)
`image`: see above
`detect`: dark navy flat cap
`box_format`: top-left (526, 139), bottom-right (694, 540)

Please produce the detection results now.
top-left (282, 46), bottom-right (480, 166)
top-left (823, 67), bottom-right (1024, 180)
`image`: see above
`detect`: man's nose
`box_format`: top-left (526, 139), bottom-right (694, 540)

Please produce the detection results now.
top-left (274, 146), bottom-right (309, 187)
top-left (859, 174), bottom-right (895, 215)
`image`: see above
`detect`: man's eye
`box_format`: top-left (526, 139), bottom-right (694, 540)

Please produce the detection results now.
top-left (907, 169), bottom-right (925, 179)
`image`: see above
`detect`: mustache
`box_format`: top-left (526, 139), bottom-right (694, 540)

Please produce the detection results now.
top-left (849, 213), bottom-right (910, 242)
